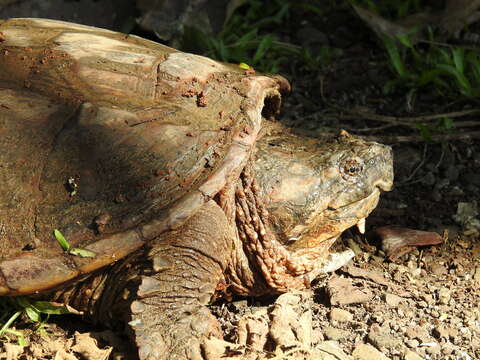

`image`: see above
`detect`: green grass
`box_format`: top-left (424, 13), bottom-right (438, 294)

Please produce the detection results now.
top-left (179, 0), bottom-right (480, 100)
top-left (0, 229), bottom-right (85, 345)
top-left (0, 297), bottom-right (71, 345)
top-left (179, 0), bottom-right (341, 74)
top-left (349, 0), bottom-right (480, 98)
top-left (381, 30), bottom-right (480, 98)
top-left (181, 0), bottom-right (297, 73)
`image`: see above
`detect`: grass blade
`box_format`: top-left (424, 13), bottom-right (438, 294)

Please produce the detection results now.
top-left (54, 229), bottom-right (70, 251)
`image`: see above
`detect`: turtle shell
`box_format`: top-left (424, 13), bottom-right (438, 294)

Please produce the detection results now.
top-left (0, 18), bottom-right (285, 295)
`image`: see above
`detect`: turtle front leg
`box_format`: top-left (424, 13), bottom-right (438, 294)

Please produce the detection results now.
top-left (102, 201), bottom-right (234, 360)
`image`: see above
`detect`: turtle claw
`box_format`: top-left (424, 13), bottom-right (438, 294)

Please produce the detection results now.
top-left (128, 299), bottom-right (220, 360)
top-left (130, 318), bottom-right (168, 360)
top-left (317, 249), bottom-right (355, 274)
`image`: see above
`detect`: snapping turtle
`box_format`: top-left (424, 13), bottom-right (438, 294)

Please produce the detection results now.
top-left (0, 18), bottom-right (393, 360)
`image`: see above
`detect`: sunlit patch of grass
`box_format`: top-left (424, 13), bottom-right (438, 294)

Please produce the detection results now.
top-left (0, 296), bottom-right (71, 345)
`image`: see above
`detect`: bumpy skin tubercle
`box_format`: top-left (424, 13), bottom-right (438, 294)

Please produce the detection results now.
top-left (0, 18), bottom-right (394, 360)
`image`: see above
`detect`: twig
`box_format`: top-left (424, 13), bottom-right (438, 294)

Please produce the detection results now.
top-left (317, 75), bottom-right (480, 141)
top-left (314, 131), bottom-right (480, 143)
top-left (398, 144), bottom-right (428, 185)
top-left (337, 109), bottom-right (480, 124)
top-left (451, 120), bottom-right (480, 128)
top-left (357, 131), bottom-right (480, 143)
top-left (350, 123), bottom-right (401, 132)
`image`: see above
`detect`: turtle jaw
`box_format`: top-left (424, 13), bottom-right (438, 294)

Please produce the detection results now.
top-left (288, 187), bottom-right (382, 256)
top-left (288, 143), bottom-right (394, 252)
top-left (257, 140), bottom-right (393, 252)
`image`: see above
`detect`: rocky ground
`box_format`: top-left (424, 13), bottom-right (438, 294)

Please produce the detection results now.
top-left (0, 1), bottom-right (479, 360)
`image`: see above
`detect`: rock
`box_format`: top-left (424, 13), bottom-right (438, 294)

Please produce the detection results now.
top-left (423, 342), bottom-right (441, 356)
top-left (444, 165), bottom-right (459, 182)
top-left (330, 308), bottom-right (354, 322)
top-left (404, 349), bottom-right (424, 360)
top-left (453, 202), bottom-right (479, 231)
top-left (405, 326), bottom-right (430, 342)
top-left (406, 339), bottom-right (420, 348)
top-left (434, 178), bottom-right (450, 190)
top-left (314, 341), bottom-right (353, 360)
top-left (432, 326), bottom-right (449, 340)
top-left (421, 172), bottom-right (436, 186)
top-left (417, 300), bottom-right (428, 308)
top-left (324, 327), bottom-right (350, 341)
top-left (352, 343), bottom-right (390, 360)
top-left (384, 293), bottom-right (404, 307)
top-left (437, 288), bottom-right (451, 305)
top-left (474, 266), bottom-right (480, 282)
top-left (393, 147), bottom-right (421, 180)
top-left (429, 263), bottom-right (448, 277)
top-left (368, 330), bottom-right (403, 349)
top-left (420, 293), bottom-right (434, 306)
top-left (327, 277), bottom-right (374, 306)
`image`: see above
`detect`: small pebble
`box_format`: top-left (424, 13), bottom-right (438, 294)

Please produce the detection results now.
top-left (352, 343), bottom-right (390, 360)
top-left (384, 293), bottom-right (403, 307)
top-left (330, 308), bottom-right (354, 322)
top-left (404, 349), bottom-right (424, 360)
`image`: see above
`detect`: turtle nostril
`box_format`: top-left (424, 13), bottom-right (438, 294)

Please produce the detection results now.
top-left (375, 177), bottom-right (393, 192)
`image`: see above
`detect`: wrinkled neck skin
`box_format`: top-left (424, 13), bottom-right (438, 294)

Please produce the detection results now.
top-left (225, 125), bottom-right (393, 296)
top-left (226, 163), bottom-right (315, 296)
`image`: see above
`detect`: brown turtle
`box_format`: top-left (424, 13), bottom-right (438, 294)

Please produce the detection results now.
top-left (0, 18), bottom-right (393, 360)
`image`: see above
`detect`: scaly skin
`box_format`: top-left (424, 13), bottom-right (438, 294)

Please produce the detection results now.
top-left (53, 123), bottom-right (393, 360)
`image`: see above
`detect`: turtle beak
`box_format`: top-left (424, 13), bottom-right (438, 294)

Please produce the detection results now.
top-left (357, 218), bottom-right (366, 234)
top-left (373, 145), bottom-right (394, 192)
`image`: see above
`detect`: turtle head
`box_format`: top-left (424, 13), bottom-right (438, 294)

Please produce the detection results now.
top-left (254, 128), bottom-right (393, 258)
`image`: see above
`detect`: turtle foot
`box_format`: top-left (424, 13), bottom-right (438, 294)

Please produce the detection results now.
top-left (123, 201), bottom-right (233, 360)
top-left (128, 289), bottom-right (222, 360)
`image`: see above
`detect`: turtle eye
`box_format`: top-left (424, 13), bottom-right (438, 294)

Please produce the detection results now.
top-left (340, 159), bottom-right (363, 180)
